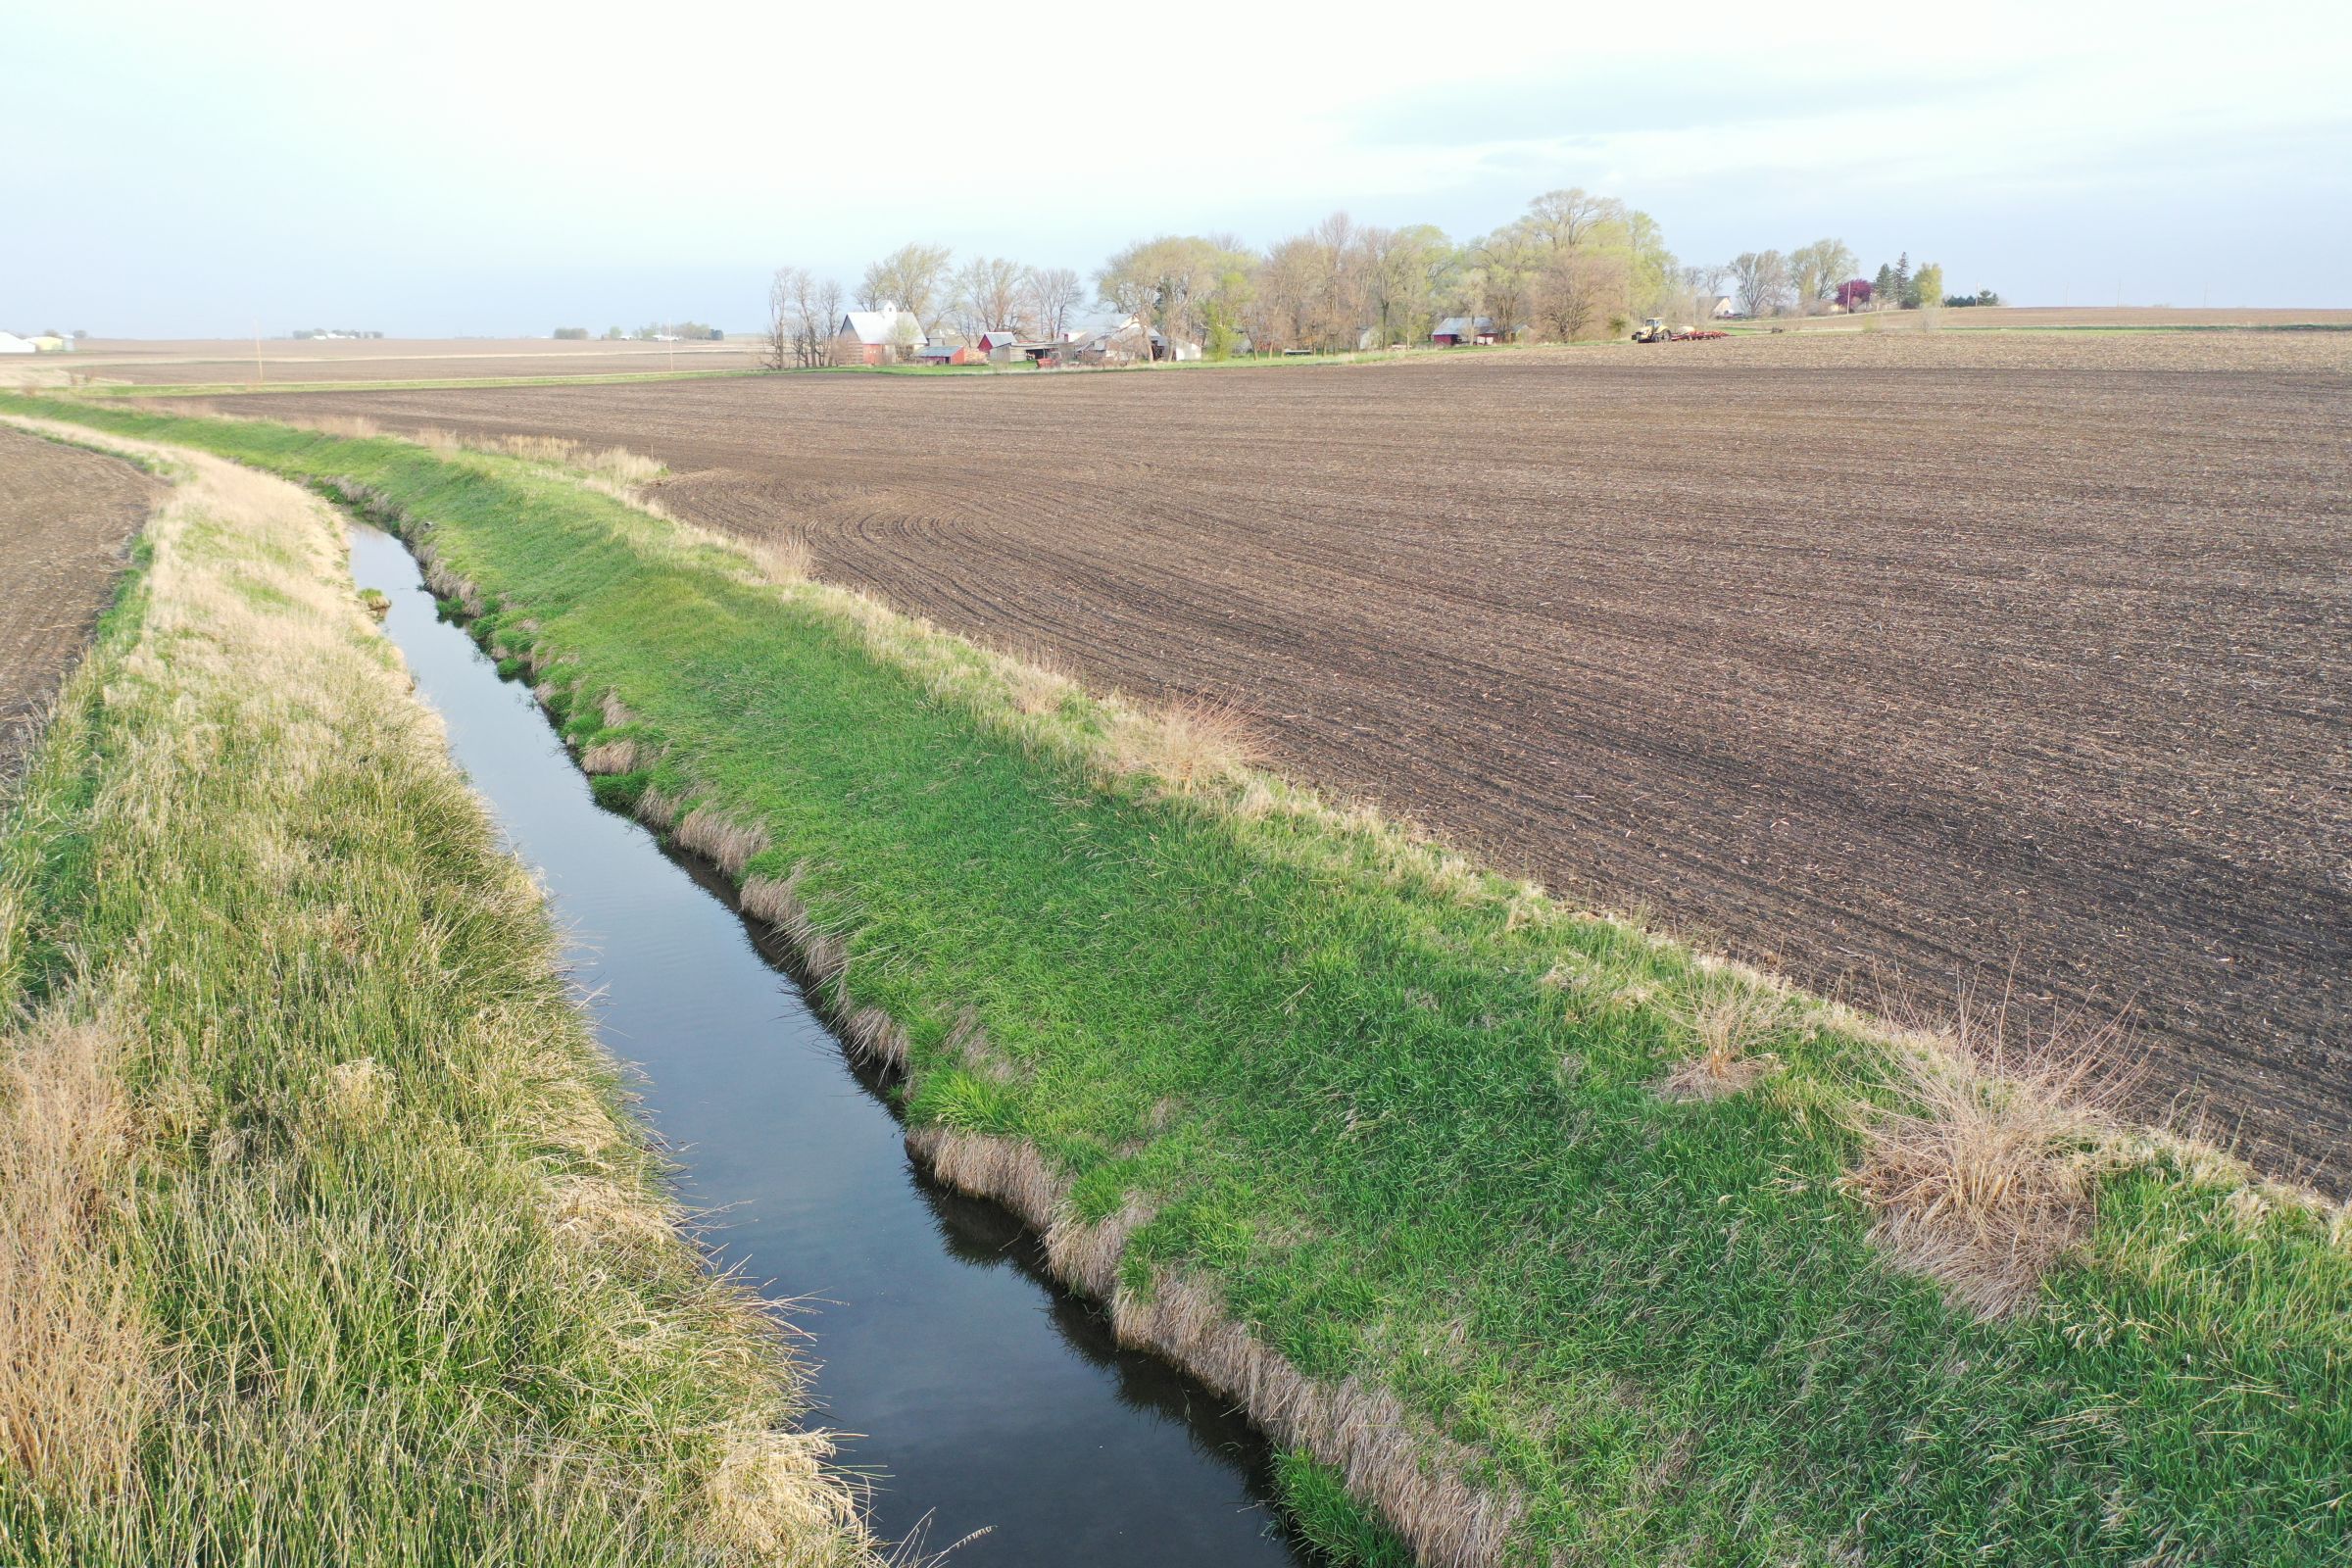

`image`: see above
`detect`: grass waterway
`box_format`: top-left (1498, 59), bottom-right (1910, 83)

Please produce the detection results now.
top-left (347, 521), bottom-right (1315, 1563)
top-left (7, 397), bottom-right (2346, 1568)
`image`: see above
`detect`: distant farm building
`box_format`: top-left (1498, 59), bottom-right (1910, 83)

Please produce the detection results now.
top-left (1710, 296), bottom-right (1738, 318)
top-left (835, 303), bottom-right (927, 366)
top-left (1431, 316), bottom-right (1502, 347)
top-left (0, 332), bottom-right (33, 355)
top-left (912, 343), bottom-right (983, 366)
top-left (1082, 318), bottom-right (1198, 363)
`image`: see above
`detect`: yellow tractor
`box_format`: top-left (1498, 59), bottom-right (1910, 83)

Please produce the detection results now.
top-left (1631, 317), bottom-right (1674, 343)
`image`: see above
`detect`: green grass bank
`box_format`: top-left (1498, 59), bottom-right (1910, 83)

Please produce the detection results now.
top-left (0, 421), bottom-right (875, 1567)
top-left (6, 395), bottom-right (2347, 1567)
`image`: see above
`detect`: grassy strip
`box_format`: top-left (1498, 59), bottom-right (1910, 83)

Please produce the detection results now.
top-left (0, 423), bottom-right (875, 1567)
top-left (7, 395), bottom-right (2347, 1566)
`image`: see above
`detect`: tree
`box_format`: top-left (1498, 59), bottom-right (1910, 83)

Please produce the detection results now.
top-left (1523, 187), bottom-right (1621, 253)
top-left (952, 255), bottom-right (1029, 340)
top-left (1095, 233), bottom-right (1251, 356)
top-left (765, 268), bottom-right (803, 369)
top-left (1676, 263), bottom-right (1731, 323)
top-left (1911, 263), bottom-right (1944, 314)
top-left (1023, 266), bottom-right (1083, 341)
top-left (1730, 250), bottom-right (1792, 317)
top-left (1534, 247), bottom-right (1628, 340)
top-left (1464, 227), bottom-right (1541, 341)
top-left (1890, 252), bottom-right (1914, 308)
top-left (1871, 264), bottom-right (1897, 310)
top-left (1788, 237), bottom-right (1858, 312)
top-left (1356, 223), bottom-right (1455, 347)
top-left (859, 242), bottom-right (953, 331)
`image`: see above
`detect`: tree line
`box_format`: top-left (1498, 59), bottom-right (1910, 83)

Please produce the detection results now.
top-left (767, 191), bottom-right (1980, 366)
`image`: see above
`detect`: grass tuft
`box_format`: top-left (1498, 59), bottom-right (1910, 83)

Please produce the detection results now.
top-left (1841, 1013), bottom-right (2132, 1317)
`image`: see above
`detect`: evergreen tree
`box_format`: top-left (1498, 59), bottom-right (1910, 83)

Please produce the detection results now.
top-left (1872, 263), bottom-right (1897, 310)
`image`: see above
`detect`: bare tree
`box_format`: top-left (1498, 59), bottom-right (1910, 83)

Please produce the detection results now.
top-left (858, 242), bottom-right (954, 331)
top-left (766, 267), bottom-right (805, 370)
top-left (1022, 266), bottom-right (1083, 340)
top-left (1524, 187), bottom-right (1621, 253)
top-left (1730, 250), bottom-right (1792, 318)
top-left (814, 278), bottom-right (844, 366)
top-left (953, 256), bottom-right (1030, 339)
top-left (1534, 248), bottom-right (1629, 340)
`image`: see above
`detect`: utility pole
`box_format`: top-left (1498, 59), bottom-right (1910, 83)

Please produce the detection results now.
top-left (254, 318), bottom-right (265, 388)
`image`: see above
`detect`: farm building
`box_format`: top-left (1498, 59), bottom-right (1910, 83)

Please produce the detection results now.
top-left (1081, 318), bottom-right (1198, 363)
top-left (977, 329), bottom-right (1027, 361)
top-left (0, 331), bottom-right (33, 355)
top-left (1710, 296), bottom-right (1738, 318)
top-left (1430, 316), bottom-right (1502, 347)
top-left (835, 303), bottom-right (927, 366)
top-left (912, 344), bottom-right (983, 366)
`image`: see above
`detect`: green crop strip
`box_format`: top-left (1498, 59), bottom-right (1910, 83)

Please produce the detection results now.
top-left (5, 394), bottom-right (2344, 1566)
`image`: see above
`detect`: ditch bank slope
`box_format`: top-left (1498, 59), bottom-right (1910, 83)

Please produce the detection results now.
top-left (0, 421), bottom-right (875, 1567)
top-left (8, 399), bottom-right (2349, 1568)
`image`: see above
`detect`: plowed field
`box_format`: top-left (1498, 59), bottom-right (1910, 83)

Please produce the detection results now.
top-left (0, 425), bottom-right (157, 779)
top-left (233, 335), bottom-right (2352, 1182)
top-left (57, 336), bottom-right (763, 385)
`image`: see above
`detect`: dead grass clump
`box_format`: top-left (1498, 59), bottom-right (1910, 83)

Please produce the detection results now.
top-left (906, 1126), bottom-right (1066, 1237)
top-left (741, 865), bottom-right (850, 989)
top-left (1841, 1019), bottom-right (2132, 1318)
top-left (415, 543), bottom-right (484, 615)
top-left (1110, 693), bottom-right (1262, 796)
top-left (635, 784), bottom-right (682, 830)
top-left (749, 533), bottom-right (813, 585)
top-left (544, 1173), bottom-right (675, 1255)
top-left (321, 1055), bottom-right (392, 1131)
top-left (582, 738), bottom-right (643, 775)
top-left (840, 1006), bottom-right (909, 1076)
top-left (1046, 1199), bottom-right (1153, 1300)
top-left (1657, 984), bottom-right (1789, 1102)
top-left (304, 415), bottom-right (380, 440)
top-left (0, 1017), bottom-right (155, 1507)
top-left (1112, 1276), bottom-right (1519, 1568)
top-left (702, 1424), bottom-right (873, 1565)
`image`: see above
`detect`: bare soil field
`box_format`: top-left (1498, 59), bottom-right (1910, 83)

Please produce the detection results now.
top-left (0, 426), bottom-right (157, 779)
top-left (1748, 305), bottom-right (2352, 332)
top-left (233, 333), bottom-right (2352, 1182)
top-left (48, 336), bottom-right (764, 385)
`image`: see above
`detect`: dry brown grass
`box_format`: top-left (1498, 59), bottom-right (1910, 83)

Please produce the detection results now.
top-left (702, 1426), bottom-right (871, 1567)
top-left (740, 865), bottom-right (848, 990)
top-left (0, 1015), bottom-right (156, 1509)
top-left (676, 808), bottom-right (770, 878)
top-left (1657, 983), bottom-right (1790, 1102)
top-left (582, 737), bottom-right (644, 775)
top-left (747, 532), bottom-right (813, 585)
top-left (1109, 693), bottom-right (1262, 796)
top-left (1841, 1014), bottom-right (2133, 1318)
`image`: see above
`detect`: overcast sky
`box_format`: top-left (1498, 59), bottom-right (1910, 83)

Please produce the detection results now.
top-left (8, 0), bottom-right (2349, 336)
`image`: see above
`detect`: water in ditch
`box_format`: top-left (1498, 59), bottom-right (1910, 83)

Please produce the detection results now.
top-left (348, 522), bottom-right (1315, 1566)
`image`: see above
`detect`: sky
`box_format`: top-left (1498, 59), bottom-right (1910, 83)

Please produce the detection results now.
top-left (6, 0), bottom-right (2349, 336)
